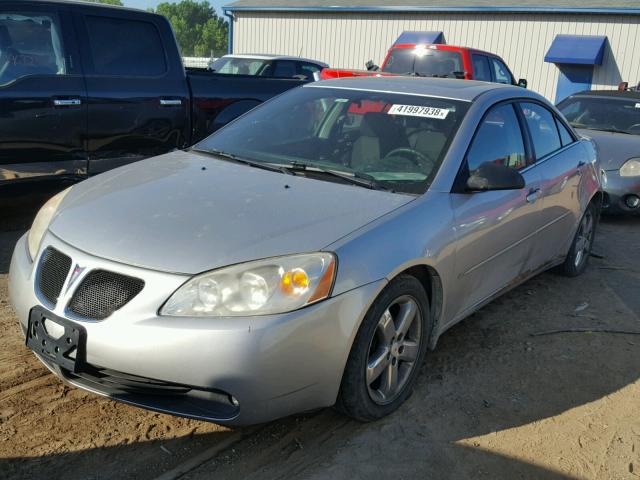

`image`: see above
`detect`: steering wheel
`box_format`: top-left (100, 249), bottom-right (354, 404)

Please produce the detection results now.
top-left (382, 147), bottom-right (435, 171)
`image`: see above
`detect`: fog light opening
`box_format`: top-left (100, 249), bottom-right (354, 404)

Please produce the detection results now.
top-left (624, 194), bottom-right (640, 209)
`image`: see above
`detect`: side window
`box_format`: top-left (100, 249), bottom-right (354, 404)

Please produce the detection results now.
top-left (555, 118), bottom-right (575, 147)
top-left (272, 60), bottom-right (297, 78)
top-left (0, 11), bottom-right (66, 85)
top-left (467, 104), bottom-right (527, 172)
top-left (519, 102), bottom-right (562, 159)
top-left (471, 55), bottom-right (492, 82)
top-left (489, 57), bottom-right (512, 84)
top-left (84, 16), bottom-right (166, 76)
top-left (558, 100), bottom-right (581, 123)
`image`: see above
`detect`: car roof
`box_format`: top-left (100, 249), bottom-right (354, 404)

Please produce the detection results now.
top-left (222, 54), bottom-right (328, 66)
top-left (306, 76), bottom-right (523, 102)
top-left (13, 0), bottom-right (145, 13)
top-left (391, 43), bottom-right (502, 58)
top-left (568, 89), bottom-right (640, 100)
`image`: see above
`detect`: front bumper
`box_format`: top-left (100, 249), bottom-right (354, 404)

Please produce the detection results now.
top-left (9, 232), bottom-right (384, 425)
top-left (602, 170), bottom-right (640, 214)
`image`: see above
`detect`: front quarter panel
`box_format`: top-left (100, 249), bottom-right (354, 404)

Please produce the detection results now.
top-left (327, 192), bottom-right (456, 338)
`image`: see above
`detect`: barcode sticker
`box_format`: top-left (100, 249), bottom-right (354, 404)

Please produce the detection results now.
top-left (388, 104), bottom-right (449, 119)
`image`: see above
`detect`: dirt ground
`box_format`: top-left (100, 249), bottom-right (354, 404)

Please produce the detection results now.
top-left (1, 191), bottom-right (639, 480)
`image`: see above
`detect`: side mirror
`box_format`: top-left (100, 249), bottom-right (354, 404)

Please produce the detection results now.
top-left (452, 71), bottom-right (466, 80)
top-left (365, 60), bottom-right (380, 71)
top-left (517, 78), bottom-right (528, 89)
top-left (466, 162), bottom-right (525, 192)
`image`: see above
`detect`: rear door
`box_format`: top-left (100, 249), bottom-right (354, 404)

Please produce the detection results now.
top-left (517, 101), bottom-right (585, 268)
top-left (450, 102), bottom-right (543, 317)
top-left (74, 8), bottom-right (189, 174)
top-left (0, 3), bottom-right (87, 183)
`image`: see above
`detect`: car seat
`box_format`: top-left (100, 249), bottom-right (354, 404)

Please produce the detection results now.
top-left (351, 112), bottom-right (410, 171)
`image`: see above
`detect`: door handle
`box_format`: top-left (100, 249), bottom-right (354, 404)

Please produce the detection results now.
top-left (576, 161), bottom-right (586, 175)
top-left (526, 188), bottom-right (541, 204)
top-left (160, 99), bottom-right (182, 106)
top-left (53, 98), bottom-right (81, 107)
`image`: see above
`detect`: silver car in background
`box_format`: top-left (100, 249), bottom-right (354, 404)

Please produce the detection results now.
top-left (558, 89), bottom-right (640, 214)
top-left (9, 77), bottom-right (601, 425)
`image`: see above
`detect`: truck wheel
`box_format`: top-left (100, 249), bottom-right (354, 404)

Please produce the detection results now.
top-left (561, 202), bottom-right (598, 277)
top-left (336, 274), bottom-right (430, 421)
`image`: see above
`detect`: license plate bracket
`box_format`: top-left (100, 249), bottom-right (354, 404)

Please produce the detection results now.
top-left (26, 306), bottom-right (87, 373)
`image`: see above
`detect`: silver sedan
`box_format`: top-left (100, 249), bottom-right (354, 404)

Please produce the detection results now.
top-left (9, 77), bottom-right (601, 425)
top-left (557, 90), bottom-right (640, 215)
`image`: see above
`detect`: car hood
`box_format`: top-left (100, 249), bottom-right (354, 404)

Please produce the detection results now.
top-left (576, 128), bottom-right (640, 170)
top-left (50, 150), bottom-right (414, 274)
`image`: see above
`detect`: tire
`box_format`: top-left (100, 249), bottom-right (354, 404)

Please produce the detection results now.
top-left (335, 274), bottom-right (431, 422)
top-left (561, 201), bottom-right (598, 277)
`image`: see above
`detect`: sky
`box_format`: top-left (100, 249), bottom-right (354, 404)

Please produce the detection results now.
top-left (123, 0), bottom-right (228, 16)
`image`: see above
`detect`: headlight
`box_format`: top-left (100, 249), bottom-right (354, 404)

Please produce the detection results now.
top-left (27, 187), bottom-right (72, 260)
top-left (620, 158), bottom-right (640, 177)
top-left (161, 253), bottom-right (336, 317)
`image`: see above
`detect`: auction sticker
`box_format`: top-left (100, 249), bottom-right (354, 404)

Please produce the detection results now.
top-left (635, 103), bottom-right (640, 108)
top-left (388, 104), bottom-right (449, 119)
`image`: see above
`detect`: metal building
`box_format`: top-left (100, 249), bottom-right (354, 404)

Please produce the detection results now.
top-left (223, 0), bottom-right (640, 101)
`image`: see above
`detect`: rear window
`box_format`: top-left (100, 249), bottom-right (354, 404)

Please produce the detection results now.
top-left (209, 57), bottom-right (268, 75)
top-left (558, 96), bottom-right (640, 136)
top-left (383, 47), bottom-right (464, 78)
top-left (84, 16), bottom-right (166, 76)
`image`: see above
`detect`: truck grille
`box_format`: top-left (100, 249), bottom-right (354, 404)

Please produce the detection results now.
top-left (68, 270), bottom-right (144, 320)
top-left (37, 247), bottom-right (72, 306)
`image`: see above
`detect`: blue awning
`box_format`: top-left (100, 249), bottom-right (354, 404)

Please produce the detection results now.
top-left (544, 35), bottom-right (608, 65)
top-left (394, 31), bottom-right (445, 45)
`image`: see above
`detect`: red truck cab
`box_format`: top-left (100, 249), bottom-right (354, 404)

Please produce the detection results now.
top-left (322, 31), bottom-right (527, 88)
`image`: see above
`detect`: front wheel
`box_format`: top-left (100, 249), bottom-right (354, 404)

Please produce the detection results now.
top-left (336, 275), bottom-right (431, 421)
top-left (561, 202), bottom-right (598, 277)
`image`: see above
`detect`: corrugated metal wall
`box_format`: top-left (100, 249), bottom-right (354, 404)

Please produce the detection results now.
top-left (231, 11), bottom-right (640, 100)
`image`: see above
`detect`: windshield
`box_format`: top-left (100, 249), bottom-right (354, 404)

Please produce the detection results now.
top-left (209, 57), bottom-right (269, 75)
top-left (196, 86), bottom-right (469, 194)
top-left (558, 96), bottom-right (640, 135)
top-left (383, 48), bottom-right (464, 77)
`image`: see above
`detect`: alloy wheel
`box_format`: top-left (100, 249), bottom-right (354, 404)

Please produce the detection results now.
top-left (366, 295), bottom-right (422, 405)
top-left (574, 209), bottom-right (594, 268)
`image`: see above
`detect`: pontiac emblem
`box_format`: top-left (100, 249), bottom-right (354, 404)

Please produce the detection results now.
top-left (66, 264), bottom-right (85, 293)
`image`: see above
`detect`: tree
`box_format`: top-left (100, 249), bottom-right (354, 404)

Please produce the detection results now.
top-left (153, 1), bottom-right (228, 58)
top-left (82, 0), bottom-right (124, 5)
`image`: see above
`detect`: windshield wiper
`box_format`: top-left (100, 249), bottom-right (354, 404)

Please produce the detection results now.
top-left (283, 162), bottom-right (393, 191)
top-left (193, 148), bottom-right (293, 175)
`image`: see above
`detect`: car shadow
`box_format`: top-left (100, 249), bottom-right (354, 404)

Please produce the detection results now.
top-left (1, 218), bottom-right (638, 479)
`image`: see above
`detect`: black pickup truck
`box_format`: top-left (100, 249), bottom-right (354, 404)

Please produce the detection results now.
top-left (0, 0), bottom-right (312, 185)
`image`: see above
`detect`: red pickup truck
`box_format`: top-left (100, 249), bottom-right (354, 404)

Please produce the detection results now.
top-left (322, 32), bottom-right (527, 88)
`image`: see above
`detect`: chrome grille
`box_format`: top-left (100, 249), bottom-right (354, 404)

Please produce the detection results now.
top-left (68, 270), bottom-right (144, 320)
top-left (37, 247), bottom-right (72, 306)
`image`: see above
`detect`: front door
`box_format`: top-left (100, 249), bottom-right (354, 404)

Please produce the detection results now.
top-left (449, 102), bottom-right (543, 321)
top-left (0, 4), bottom-right (87, 183)
top-left (74, 8), bottom-right (189, 174)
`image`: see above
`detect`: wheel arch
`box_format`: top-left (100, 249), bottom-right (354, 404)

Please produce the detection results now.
top-left (385, 262), bottom-right (445, 350)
